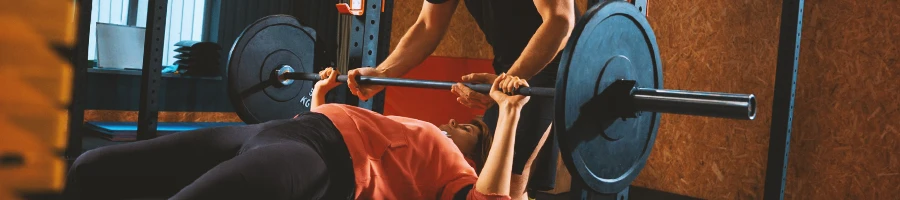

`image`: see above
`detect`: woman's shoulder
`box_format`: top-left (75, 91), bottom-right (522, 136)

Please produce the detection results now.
top-left (312, 103), bottom-right (359, 111)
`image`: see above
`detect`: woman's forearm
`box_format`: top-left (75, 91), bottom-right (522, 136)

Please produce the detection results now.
top-left (475, 104), bottom-right (522, 195)
top-left (311, 87), bottom-right (327, 109)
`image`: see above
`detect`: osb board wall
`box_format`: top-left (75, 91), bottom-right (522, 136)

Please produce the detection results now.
top-left (630, 0), bottom-right (780, 199)
top-left (786, 0), bottom-right (899, 199)
top-left (391, 0), bottom-right (492, 59)
top-left (631, 0), bottom-right (900, 199)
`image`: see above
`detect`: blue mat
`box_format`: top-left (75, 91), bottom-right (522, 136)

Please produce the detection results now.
top-left (85, 122), bottom-right (245, 141)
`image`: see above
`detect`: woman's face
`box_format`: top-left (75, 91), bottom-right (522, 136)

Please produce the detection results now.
top-left (438, 119), bottom-right (482, 156)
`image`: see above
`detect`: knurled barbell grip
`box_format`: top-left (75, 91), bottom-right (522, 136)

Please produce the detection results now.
top-left (281, 72), bottom-right (557, 97)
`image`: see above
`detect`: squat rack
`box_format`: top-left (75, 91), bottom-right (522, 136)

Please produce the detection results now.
top-left (65, 0), bottom-right (802, 199)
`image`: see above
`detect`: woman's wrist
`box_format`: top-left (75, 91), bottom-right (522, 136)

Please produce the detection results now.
top-left (499, 101), bottom-right (525, 110)
top-left (498, 103), bottom-right (524, 116)
top-left (312, 86), bottom-right (329, 96)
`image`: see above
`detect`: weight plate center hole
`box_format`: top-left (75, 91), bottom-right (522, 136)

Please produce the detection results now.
top-left (275, 65), bottom-right (295, 87)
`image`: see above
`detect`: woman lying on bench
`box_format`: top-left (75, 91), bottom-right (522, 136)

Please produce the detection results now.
top-left (65, 68), bottom-right (543, 200)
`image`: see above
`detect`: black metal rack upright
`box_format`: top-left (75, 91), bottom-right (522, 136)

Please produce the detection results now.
top-left (764, 0), bottom-right (804, 199)
top-left (349, 0), bottom-right (391, 112)
top-left (135, 0), bottom-right (169, 141)
top-left (67, 0), bottom-right (93, 160)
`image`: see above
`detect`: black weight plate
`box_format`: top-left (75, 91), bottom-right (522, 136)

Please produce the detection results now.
top-left (175, 60), bottom-right (219, 66)
top-left (174, 53), bottom-right (220, 59)
top-left (174, 47), bottom-right (190, 53)
top-left (175, 57), bottom-right (220, 64)
top-left (555, 1), bottom-right (662, 193)
top-left (173, 54), bottom-right (190, 60)
top-left (227, 15), bottom-right (317, 124)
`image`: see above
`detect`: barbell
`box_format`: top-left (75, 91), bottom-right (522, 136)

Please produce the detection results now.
top-left (227, 1), bottom-right (756, 194)
top-left (277, 72), bottom-right (756, 120)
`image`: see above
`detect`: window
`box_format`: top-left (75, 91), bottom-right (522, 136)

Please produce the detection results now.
top-left (88, 0), bottom-right (206, 67)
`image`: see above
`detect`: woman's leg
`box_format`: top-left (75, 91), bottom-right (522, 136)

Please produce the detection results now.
top-left (64, 124), bottom-right (262, 200)
top-left (169, 142), bottom-right (331, 200)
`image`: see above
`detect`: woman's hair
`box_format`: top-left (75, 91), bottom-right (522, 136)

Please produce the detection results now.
top-left (469, 118), bottom-right (493, 174)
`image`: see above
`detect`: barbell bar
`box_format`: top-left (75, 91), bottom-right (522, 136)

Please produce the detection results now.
top-left (279, 71), bottom-right (756, 120)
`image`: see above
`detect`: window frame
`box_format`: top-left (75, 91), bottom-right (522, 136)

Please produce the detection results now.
top-left (88, 0), bottom-right (210, 67)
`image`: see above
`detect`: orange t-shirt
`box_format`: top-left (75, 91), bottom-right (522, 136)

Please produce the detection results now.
top-left (312, 104), bottom-right (510, 200)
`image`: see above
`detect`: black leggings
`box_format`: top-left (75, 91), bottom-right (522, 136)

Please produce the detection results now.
top-left (64, 113), bottom-right (355, 200)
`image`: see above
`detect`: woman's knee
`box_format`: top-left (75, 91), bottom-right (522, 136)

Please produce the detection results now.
top-left (70, 148), bottom-right (109, 172)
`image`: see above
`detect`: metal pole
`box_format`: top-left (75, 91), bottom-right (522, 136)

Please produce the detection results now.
top-left (136, 0), bottom-right (168, 141)
top-left (126, 0), bottom-right (139, 26)
top-left (764, 0), bottom-right (804, 199)
top-left (67, 0), bottom-right (94, 159)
